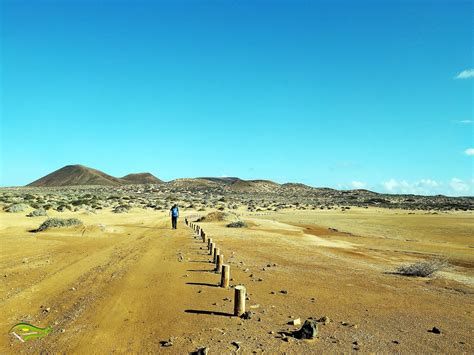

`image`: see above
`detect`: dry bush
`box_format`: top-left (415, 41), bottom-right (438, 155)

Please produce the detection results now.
top-left (395, 259), bottom-right (448, 277)
top-left (36, 218), bottom-right (83, 232)
top-left (4, 203), bottom-right (29, 213)
top-left (26, 209), bottom-right (47, 217)
top-left (226, 221), bottom-right (247, 228)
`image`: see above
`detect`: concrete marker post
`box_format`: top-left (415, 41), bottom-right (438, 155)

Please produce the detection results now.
top-left (221, 264), bottom-right (230, 288)
top-left (214, 248), bottom-right (220, 263)
top-left (234, 285), bottom-right (246, 317)
top-left (216, 253), bottom-right (223, 273)
top-left (210, 242), bottom-right (215, 256)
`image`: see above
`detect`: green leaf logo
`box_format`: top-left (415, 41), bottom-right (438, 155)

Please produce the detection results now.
top-left (9, 323), bottom-right (52, 342)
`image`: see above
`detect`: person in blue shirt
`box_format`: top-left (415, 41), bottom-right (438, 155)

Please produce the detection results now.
top-left (169, 204), bottom-right (179, 229)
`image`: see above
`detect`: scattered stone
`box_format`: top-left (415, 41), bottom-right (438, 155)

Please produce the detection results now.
top-left (317, 316), bottom-right (330, 325)
top-left (191, 347), bottom-right (209, 355)
top-left (294, 319), bottom-right (318, 339)
top-left (279, 290), bottom-right (288, 294)
top-left (241, 311), bottom-right (254, 320)
top-left (160, 338), bottom-right (174, 347)
top-left (289, 318), bottom-right (301, 326)
top-left (231, 341), bottom-right (241, 351)
top-left (428, 327), bottom-right (441, 334)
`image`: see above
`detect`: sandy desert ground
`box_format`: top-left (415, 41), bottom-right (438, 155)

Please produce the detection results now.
top-left (1, 207), bottom-right (473, 353)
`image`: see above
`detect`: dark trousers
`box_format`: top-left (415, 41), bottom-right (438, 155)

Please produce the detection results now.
top-left (171, 216), bottom-right (178, 229)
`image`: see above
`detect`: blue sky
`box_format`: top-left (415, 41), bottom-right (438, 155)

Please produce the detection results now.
top-left (1, 0), bottom-right (473, 195)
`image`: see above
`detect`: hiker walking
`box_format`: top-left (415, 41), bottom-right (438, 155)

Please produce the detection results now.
top-left (169, 204), bottom-right (179, 229)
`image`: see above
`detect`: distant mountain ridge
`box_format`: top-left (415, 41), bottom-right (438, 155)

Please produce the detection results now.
top-left (27, 165), bottom-right (286, 189)
top-left (27, 165), bottom-right (163, 187)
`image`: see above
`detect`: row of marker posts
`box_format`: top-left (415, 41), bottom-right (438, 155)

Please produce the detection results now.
top-left (184, 217), bottom-right (246, 317)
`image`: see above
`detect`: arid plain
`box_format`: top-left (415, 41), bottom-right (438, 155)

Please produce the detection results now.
top-left (1, 197), bottom-right (473, 353)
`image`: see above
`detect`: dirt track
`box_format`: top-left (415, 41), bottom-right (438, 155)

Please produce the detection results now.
top-left (1, 209), bottom-right (473, 353)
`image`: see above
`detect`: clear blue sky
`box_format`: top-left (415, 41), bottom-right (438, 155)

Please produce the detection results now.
top-left (1, 0), bottom-right (473, 195)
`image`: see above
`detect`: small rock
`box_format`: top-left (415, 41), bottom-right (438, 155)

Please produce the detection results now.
top-left (295, 319), bottom-right (318, 339)
top-left (160, 338), bottom-right (174, 347)
top-left (280, 290), bottom-right (288, 294)
top-left (191, 347), bottom-right (209, 355)
top-left (429, 327), bottom-right (441, 334)
top-left (318, 316), bottom-right (330, 325)
top-left (241, 311), bottom-right (254, 320)
top-left (70, 287), bottom-right (76, 291)
top-left (289, 318), bottom-right (301, 326)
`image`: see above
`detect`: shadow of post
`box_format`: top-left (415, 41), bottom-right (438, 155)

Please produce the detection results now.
top-left (186, 282), bottom-right (218, 287)
top-left (185, 309), bottom-right (233, 317)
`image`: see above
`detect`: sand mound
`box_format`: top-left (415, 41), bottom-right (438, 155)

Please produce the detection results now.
top-left (196, 211), bottom-right (229, 222)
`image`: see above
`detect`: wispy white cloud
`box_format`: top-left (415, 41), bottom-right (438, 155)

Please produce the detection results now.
top-left (382, 178), bottom-right (441, 195)
top-left (449, 178), bottom-right (473, 194)
top-left (465, 148), bottom-right (474, 156)
top-left (455, 69), bottom-right (474, 79)
top-left (337, 181), bottom-right (367, 190)
top-left (350, 181), bottom-right (366, 189)
top-left (382, 178), bottom-right (473, 196)
top-left (452, 119), bottom-right (473, 124)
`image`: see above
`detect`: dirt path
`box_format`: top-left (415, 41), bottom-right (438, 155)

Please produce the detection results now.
top-left (1, 209), bottom-right (473, 353)
top-left (1, 215), bottom-right (220, 353)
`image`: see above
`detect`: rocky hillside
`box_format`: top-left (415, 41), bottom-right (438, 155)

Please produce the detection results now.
top-left (28, 165), bottom-right (162, 187)
top-left (120, 173), bottom-right (163, 184)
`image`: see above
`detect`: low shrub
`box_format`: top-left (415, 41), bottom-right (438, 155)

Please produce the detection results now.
top-left (26, 209), bottom-right (47, 217)
top-left (36, 218), bottom-right (83, 232)
top-left (226, 221), bottom-right (247, 228)
top-left (4, 203), bottom-right (29, 213)
top-left (112, 205), bottom-right (131, 213)
top-left (395, 259), bottom-right (448, 277)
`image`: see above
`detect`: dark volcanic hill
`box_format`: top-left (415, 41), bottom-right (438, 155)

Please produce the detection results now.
top-left (120, 173), bottom-right (163, 184)
top-left (27, 165), bottom-right (162, 187)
